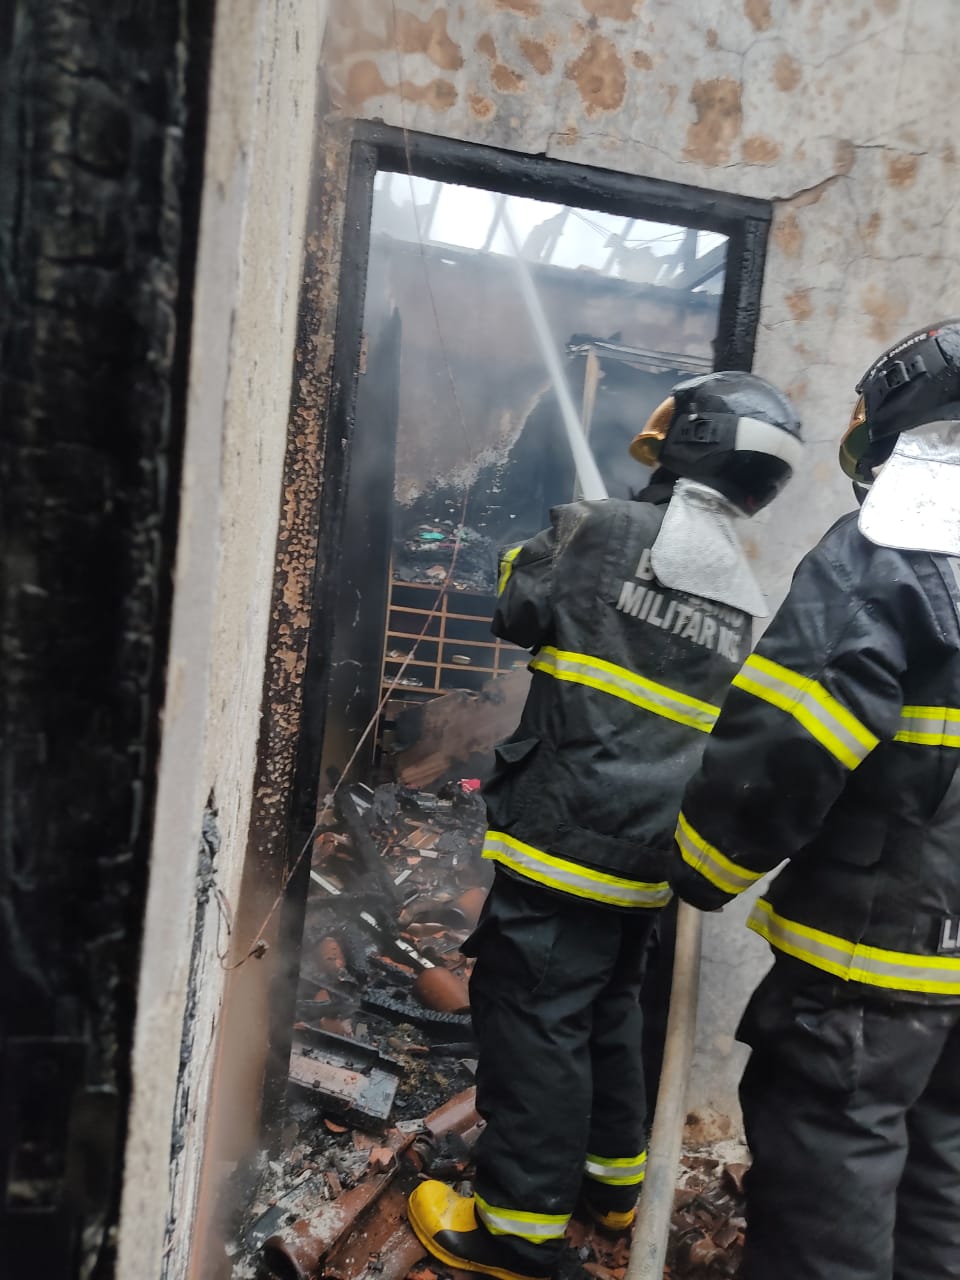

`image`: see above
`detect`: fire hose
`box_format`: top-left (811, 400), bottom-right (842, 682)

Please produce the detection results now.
top-left (626, 902), bottom-right (703, 1280)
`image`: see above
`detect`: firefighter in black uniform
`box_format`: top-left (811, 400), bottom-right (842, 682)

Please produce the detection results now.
top-left (673, 320), bottom-right (960, 1280)
top-left (407, 371), bottom-right (803, 1280)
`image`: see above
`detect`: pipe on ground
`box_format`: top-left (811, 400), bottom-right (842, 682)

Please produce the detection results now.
top-left (626, 901), bottom-right (704, 1280)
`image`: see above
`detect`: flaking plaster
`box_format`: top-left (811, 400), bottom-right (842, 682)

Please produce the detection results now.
top-left (117, 2), bottom-right (326, 1275)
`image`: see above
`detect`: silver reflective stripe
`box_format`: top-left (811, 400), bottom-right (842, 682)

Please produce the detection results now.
top-left (483, 831), bottom-right (673, 910)
top-left (474, 1195), bottom-right (569, 1242)
top-left (584, 1152), bottom-right (647, 1185)
top-left (530, 646), bottom-right (718, 733)
top-left (675, 811), bottom-right (763, 895)
top-left (896, 706), bottom-right (960, 747)
top-left (748, 899), bottom-right (960, 995)
top-left (734, 415), bottom-right (804, 470)
top-left (733, 655), bottom-right (877, 770)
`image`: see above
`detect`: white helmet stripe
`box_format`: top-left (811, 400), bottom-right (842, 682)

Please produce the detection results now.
top-left (734, 415), bottom-right (804, 469)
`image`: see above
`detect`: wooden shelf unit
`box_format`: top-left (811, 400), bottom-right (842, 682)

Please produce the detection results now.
top-left (380, 578), bottom-right (526, 696)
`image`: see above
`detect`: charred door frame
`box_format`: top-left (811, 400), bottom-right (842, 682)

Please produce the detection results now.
top-left (265, 123), bottom-right (772, 1132)
top-left (354, 123), bottom-right (771, 367)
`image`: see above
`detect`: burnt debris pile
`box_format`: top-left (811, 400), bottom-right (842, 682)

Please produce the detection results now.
top-left (227, 780), bottom-right (748, 1280)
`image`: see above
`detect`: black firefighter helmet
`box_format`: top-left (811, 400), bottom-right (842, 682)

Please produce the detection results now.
top-left (629, 370), bottom-right (803, 515)
top-left (840, 319), bottom-right (960, 482)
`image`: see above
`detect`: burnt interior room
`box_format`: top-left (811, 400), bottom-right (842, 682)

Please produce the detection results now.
top-left (232, 131), bottom-right (770, 1280)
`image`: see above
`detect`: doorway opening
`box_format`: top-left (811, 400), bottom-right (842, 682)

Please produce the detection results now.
top-left (233, 127), bottom-right (770, 1280)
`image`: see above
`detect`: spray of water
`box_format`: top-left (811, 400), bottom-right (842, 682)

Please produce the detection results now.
top-left (500, 204), bottom-right (609, 503)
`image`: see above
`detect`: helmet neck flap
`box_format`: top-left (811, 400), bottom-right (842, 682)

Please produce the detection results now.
top-left (651, 478), bottom-right (768, 617)
top-left (859, 419), bottom-right (960, 556)
top-left (628, 371), bottom-right (802, 616)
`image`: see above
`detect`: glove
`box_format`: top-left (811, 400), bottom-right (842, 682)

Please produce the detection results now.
top-left (670, 856), bottom-right (733, 913)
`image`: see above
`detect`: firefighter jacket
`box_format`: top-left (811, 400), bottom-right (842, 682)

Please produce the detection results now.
top-left (674, 510), bottom-right (960, 1000)
top-left (481, 493), bottom-right (752, 910)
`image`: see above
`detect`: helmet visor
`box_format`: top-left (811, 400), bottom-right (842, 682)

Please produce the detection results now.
top-left (839, 394), bottom-right (869, 480)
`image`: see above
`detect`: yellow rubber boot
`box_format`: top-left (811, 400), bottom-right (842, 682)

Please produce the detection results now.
top-left (407, 1181), bottom-right (555, 1280)
top-left (585, 1203), bottom-right (636, 1233)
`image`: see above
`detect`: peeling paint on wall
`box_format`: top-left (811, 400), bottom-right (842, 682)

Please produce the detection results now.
top-left (580, 0), bottom-right (643, 19)
top-left (684, 78), bottom-right (742, 165)
top-left (566, 35), bottom-right (626, 115)
top-left (785, 287), bottom-right (813, 322)
top-left (469, 91), bottom-right (496, 119)
top-left (743, 134), bottom-right (781, 165)
top-left (394, 7), bottom-right (464, 69)
top-left (255, 140), bottom-right (352, 847)
top-left (772, 210), bottom-right (802, 257)
top-left (773, 52), bottom-right (802, 91)
top-left (886, 153), bottom-right (918, 186)
top-left (743, 0), bottom-right (772, 32)
top-left (345, 60), bottom-right (458, 110)
top-left (495, 0), bottom-right (541, 14)
top-left (492, 61), bottom-right (525, 92)
top-left (520, 36), bottom-right (553, 74)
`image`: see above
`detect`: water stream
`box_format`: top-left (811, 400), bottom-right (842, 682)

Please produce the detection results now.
top-left (500, 203), bottom-right (609, 504)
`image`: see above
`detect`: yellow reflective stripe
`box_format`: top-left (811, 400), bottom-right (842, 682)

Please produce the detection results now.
top-left (733, 653), bottom-right (878, 770)
top-left (895, 705), bottom-right (960, 747)
top-left (584, 1151), bottom-right (647, 1186)
top-left (497, 545), bottom-right (523, 596)
top-left (482, 830), bottom-right (672, 910)
top-left (474, 1193), bottom-right (569, 1242)
top-left (675, 811), bottom-right (764, 896)
top-left (748, 898), bottom-right (960, 995)
top-left (530, 645), bottom-right (719, 733)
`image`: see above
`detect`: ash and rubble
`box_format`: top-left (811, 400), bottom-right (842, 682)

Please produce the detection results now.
top-left (392, 521), bottom-right (499, 594)
top-left (663, 1145), bottom-right (748, 1279)
top-left (225, 777), bottom-right (750, 1280)
top-left (225, 779), bottom-right (491, 1280)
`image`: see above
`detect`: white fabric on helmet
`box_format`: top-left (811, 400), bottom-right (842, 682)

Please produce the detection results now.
top-left (734, 415), bottom-right (804, 469)
top-left (859, 420), bottom-right (960, 556)
top-left (651, 478), bottom-right (768, 617)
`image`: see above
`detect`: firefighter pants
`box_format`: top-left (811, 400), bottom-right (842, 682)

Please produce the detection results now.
top-left (463, 870), bottom-right (657, 1268)
top-left (738, 962), bottom-right (960, 1280)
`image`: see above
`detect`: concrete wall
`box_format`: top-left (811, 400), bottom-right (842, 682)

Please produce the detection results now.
top-left (323, 0), bottom-right (960, 1131)
top-left (116, 2), bottom-right (326, 1275)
